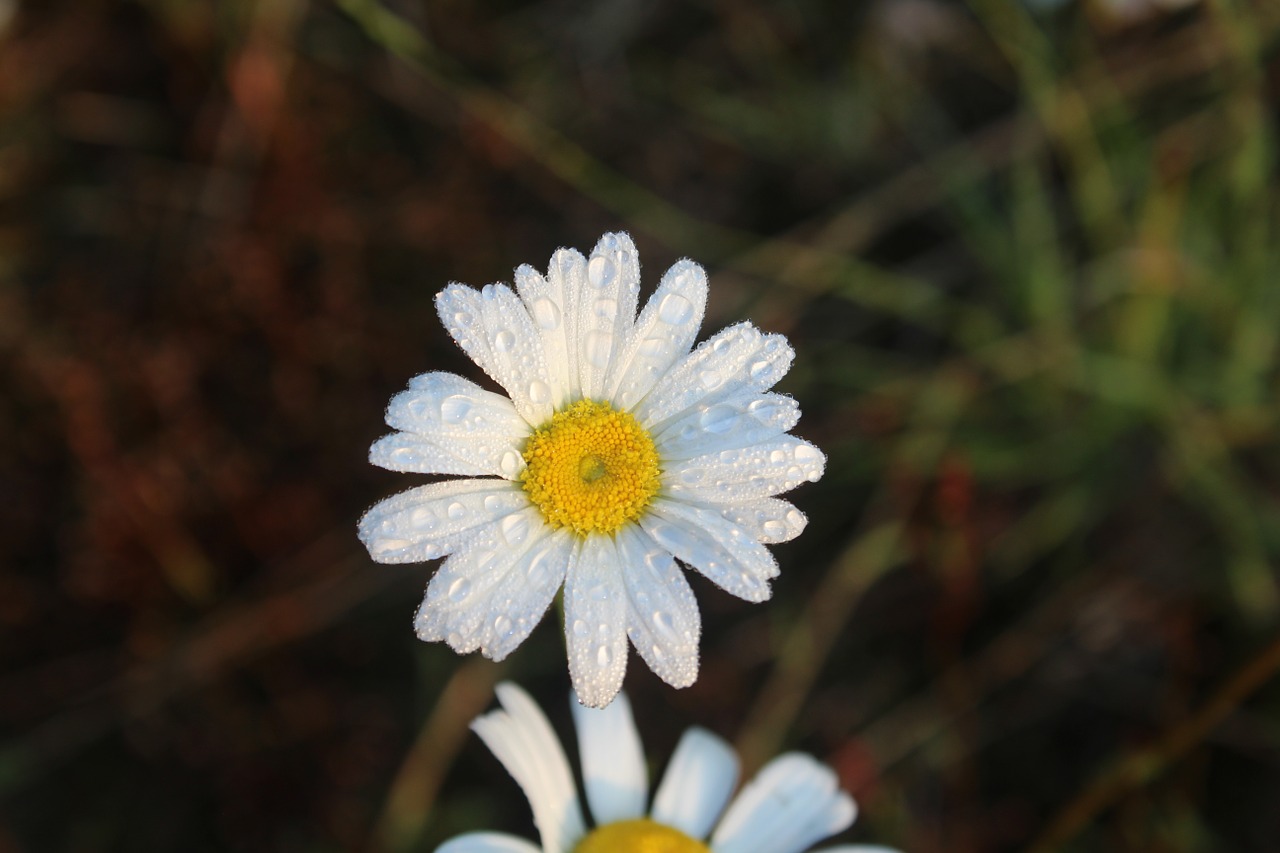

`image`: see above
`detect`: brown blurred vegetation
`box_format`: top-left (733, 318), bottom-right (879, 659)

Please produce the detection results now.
top-left (2, 1), bottom-right (1280, 852)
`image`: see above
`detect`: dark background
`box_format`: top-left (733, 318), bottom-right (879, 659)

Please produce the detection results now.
top-left (3, 0), bottom-right (1280, 851)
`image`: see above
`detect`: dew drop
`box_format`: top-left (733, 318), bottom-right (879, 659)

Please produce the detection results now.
top-left (652, 610), bottom-right (677, 640)
top-left (500, 513), bottom-right (530, 547)
top-left (447, 577), bottom-right (471, 604)
top-left (638, 336), bottom-right (668, 358)
top-left (748, 360), bottom-right (771, 381)
top-left (447, 501), bottom-right (467, 520)
top-left (769, 449), bottom-right (787, 464)
top-left (410, 507), bottom-right (436, 530)
top-left (593, 298), bottom-right (617, 320)
top-left (500, 451), bottom-right (523, 478)
top-left (584, 330), bottom-right (613, 368)
top-left (483, 494), bottom-right (505, 513)
top-left (493, 614), bottom-right (513, 636)
top-left (440, 395), bottom-right (472, 424)
top-left (531, 298), bottom-right (562, 330)
top-left (699, 404), bottom-right (739, 434)
top-left (587, 255), bottom-right (617, 288)
top-left (572, 619), bottom-right (589, 637)
top-left (786, 509), bottom-right (807, 530)
top-left (528, 380), bottom-right (551, 405)
top-left (453, 310), bottom-right (476, 328)
top-left (658, 292), bottom-right (694, 325)
top-left (595, 645), bottom-right (612, 667)
top-left (794, 444), bottom-right (824, 464)
top-left (698, 369), bottom-right (724, 391)
top-left (762, 519), bottom-right (787, 539)
top-left (492, 329), bottom-right (516, 352)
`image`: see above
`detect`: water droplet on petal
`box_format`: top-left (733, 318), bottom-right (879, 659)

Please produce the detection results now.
top-left (492, 329), bottom-right (516, 352)
top-left (769, 449), bottom-right (787, 464)
top-left (500, 513), bottom-right (530, 547)
top-left (453, 311), bottom-right (475, 328)
top-left (699, 369), bottom-right (724, 391)
top-left (447, 577), bottom-right (471, 603)
top-left (410, 507), bottom-right (436, 530)
top-left (528, 380), bottom-right (551, 405)
top-left (595, 644), bottom-right (612, 667)
top-left (500, 451), bottom-right (523, 478)
top-left (794, 444), bottom-right (824, 464)
top-left (572, 619), bottom-right (589, 637)
top-left (594, 298), bottom-right (617, 320)
top-left (493, 614), bottom-right (513, 636)
top-left (588, 255), bottom-right (617, 288)
top-left (447, 502), bottom-right (466, 520)
top-left (531, 298), bottom-right (562, 330)
top-left (658, 292), bottom-right (694, 324)
top-left (748, 360), bottom-right (771, 381)
top-left (584, 330), bottom-right (612, 368)
top-left (483, 494), bottom-right (504, 513)
top-left (699, 404), bottom-right (739, 433)
top-left (440, 395), bottom-right (471, 424)
top-left (762, 519), bottom-right (786, 539)
top-left (638, 336), bottom-right (668, 357)
top-left (786, 509), bottom-right (806, 530)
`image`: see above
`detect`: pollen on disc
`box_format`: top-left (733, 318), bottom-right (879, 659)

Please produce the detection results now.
top-left (573, 819), bottom-right (711, 853)
top-left (520, 400), bottom-right (662, 537)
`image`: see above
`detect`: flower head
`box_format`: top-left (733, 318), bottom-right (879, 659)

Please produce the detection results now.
top-left (359, 233), bottom-right (825, 706)
top-left (436, 682), bottom-right (899, 853)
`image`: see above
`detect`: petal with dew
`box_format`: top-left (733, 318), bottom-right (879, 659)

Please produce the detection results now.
top-left (635, 323), bottom-right (794, 432)
top-left (357, 480), bottom-right (526, 564)
top-left (571, 691), bottom-right (648, 825)
top-left (471, 683), bottom-right (587, 853)
top-left (651, 727), bottom-right (740, 840)
top-left (715, 499), bottom-right (808, 544)
top-left (607, 258), bottom-right (708, 411)
top-left (665, 438), bottom-right (826, 504)
top-left (641, 498), bottom-right (778, 603)
top-left (563, 536), bottom-right (629, 708)
top-left (654, 391), bottom-right (799, 462)
top-left (617, 525), bottom-right (700, 689)
top-left (413, 509), bottom-right (567, 660)
top-left (435, 283), bottom-right (555, 425)
top-left (575, 232), bottom-right (642, 401)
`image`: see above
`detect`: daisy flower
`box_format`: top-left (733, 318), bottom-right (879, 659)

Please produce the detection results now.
top-left (359, 233), bottom-right (825, 707)
top-left (437, 682), bottom-right (900, 853)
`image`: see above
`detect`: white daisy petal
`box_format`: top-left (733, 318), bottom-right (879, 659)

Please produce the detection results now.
top-left (575, 232), bottom-right (642, 401)
top-left (655, 391), bottom-right (799, 461)
top-left (435, 833), bottom-right (543, 853)
top-left (607, 258), bottom-right (709, 410)
top-left (374, 372), bottom-right (529, 477)
top-left (571, 691), bottom-right (648, 825)
top-left (642, 498), bottom-right (778, 603)
top-left (435, 283), bottom-right (556, 425)
top-left (471, 683), bottom-right (587, 853)
top-left (716, 499), bottom-right (809, 544)
top-left (563, 536), bottom-right (629, 708)
top-left (711, 753), bottom-right (856, 853)
top-left (414, 509), bottom-right (567, 660)
top-left (369, 432), bottom-right (499, 478)
top-left (819, 847), bottom-right (904, 853)
top-left (651, 727), bottom-right (740, 840)
top-left (617, 525), bottom-right (700, 688)
top-left (477, 526), bottom-right (577, 661)
top-left (514, 263), bottom-right (574, 409)
top-left (635, 322), bottom-right (794, 432)
top-left (666, 437), bottom-right (826, 504)
top-left (357, 481), bottom-right (526, 564)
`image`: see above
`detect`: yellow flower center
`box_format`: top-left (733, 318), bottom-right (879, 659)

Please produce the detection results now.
top-left (520, 399), bottom-right (661, 537)
top-left (574, 819), bottom-right (710, 853)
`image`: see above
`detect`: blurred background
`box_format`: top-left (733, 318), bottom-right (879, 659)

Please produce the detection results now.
top-left (3, 0), bottom-right (1280, 850)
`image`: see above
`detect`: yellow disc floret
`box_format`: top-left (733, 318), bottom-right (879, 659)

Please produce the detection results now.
top-left (520, 399), bottom-right (661, 537)
top-left (574, 819), bottom-right (711, 853)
